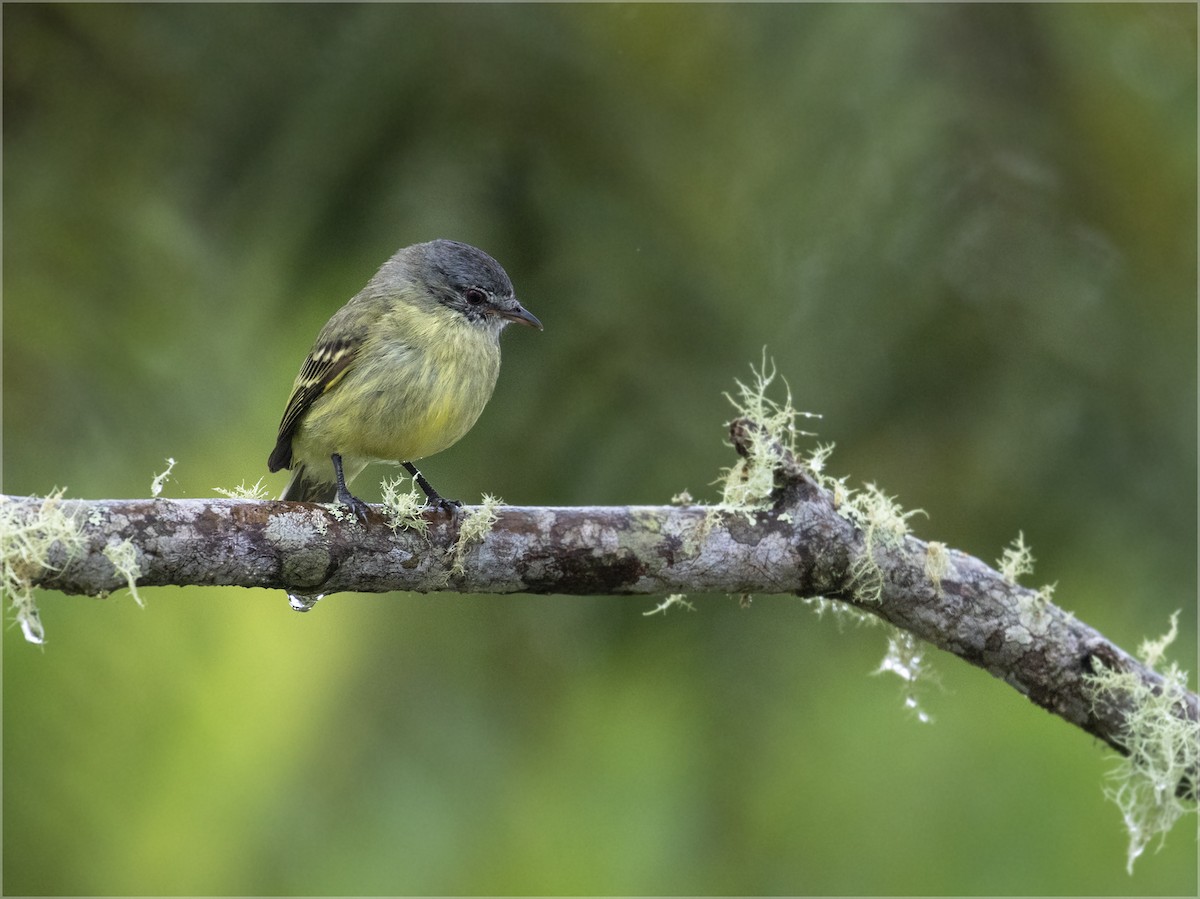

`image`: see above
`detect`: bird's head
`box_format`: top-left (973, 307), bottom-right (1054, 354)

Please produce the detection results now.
top-left (398, 239), bottom-right (542, 335)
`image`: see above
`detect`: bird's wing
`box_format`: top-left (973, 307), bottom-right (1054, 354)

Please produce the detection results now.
top-left (267, 337), bottom-right (359, 472)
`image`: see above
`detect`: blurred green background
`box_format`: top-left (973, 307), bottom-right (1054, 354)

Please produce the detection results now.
top-left (3, 3), bottom-right (1196, 895)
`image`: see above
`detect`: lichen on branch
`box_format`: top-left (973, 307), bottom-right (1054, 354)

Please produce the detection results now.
top-left (2, 360), bottom-right (1195, 871)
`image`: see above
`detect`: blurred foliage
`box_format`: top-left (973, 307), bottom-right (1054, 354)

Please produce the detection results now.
top-left (3, 3), bottom-right (1196, 895)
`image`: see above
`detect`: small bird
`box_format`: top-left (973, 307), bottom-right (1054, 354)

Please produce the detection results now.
top-left (268, 239), bottom-right (541, 522)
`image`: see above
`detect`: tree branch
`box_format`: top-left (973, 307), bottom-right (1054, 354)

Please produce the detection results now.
top-left (3, 418), bottom-right (1196, 799)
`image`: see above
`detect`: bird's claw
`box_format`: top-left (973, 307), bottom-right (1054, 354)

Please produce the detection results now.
top-left (336, 487), bottom-right (371, 525)
top-left (428, 496), bottom-right (462, 515)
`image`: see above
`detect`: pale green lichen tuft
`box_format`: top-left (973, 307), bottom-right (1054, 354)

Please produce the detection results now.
top-left (213, 477), bottom-right (271, 500)
top-left (1138, 609), bottom-right (1180, 671)
top-left (1, 489), bottom-right (87, 644)
top-left (643, 594), bottom-right (695, 616)
top-left (840, 483), bottom-right (925, 603)
top-left (150, 457), bottom-right (177, 498)
top-left (379, 476), bottom-right (430, 535)
top-left (841, 482), bottom-right (925, 544)
top-left (1035, 581), bottom-right (1056, 606)
top-left (449, 494), bottom-right (504, 576)
top-left (685, 355), bottom-right (828, 536)
top-left (1008, 582), bottom-right (1058, 645)
top-left (716, 452), bottom-right (778, 522)
top-left (925, 541), bottom-right (949, 596)
top-left (1084, 612), bottom-right (1198, 873)
top-left (834, 486), bottom-right (937, 719)
top-left (715, 354), bottom-right (821, 522)
top-left (698, 503), bottom-right (726, 543)
top-left (102, 539), bottom-right (144, 607)
top-left (998, 531), bottom-right (1035, 583)
top-left (804, 441), bottom-right (836, 480)
top-left (999, 536), bottom-right (1058, 641)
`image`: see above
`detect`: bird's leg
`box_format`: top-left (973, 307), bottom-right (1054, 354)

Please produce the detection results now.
top-left (331, 453), bottom-right (370, 524)
top-left (402, 461), bottom-right (461, 512)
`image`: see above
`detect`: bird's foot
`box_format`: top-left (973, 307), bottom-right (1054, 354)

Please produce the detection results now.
top-left (401, 461), bottom-right (459, 515)
top-left (335, 485), bottom-right (371, 525)
top-left (330, 452), bottom-right (370, 524)
top-left (427, 496), bottom-right (462, 515)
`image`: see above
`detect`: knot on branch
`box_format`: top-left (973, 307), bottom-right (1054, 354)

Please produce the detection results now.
top-left (728, 416), bottom-right (816, 505)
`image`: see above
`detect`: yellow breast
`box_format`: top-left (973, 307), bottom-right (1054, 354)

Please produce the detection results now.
top-left (292, 305), bottom-right (503, 470)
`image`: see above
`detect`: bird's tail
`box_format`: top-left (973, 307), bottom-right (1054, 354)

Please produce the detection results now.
top-left (280, 465), bottom-right (337, 503)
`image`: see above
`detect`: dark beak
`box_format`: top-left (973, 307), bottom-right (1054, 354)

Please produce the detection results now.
top-left (500, 302), bottom-right (543, 331)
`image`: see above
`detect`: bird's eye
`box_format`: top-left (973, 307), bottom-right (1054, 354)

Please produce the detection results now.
top-left (464, 287), bottom-right (487, 306)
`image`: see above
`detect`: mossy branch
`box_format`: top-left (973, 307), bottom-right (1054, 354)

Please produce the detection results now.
top-left (3, 418), bottom-right (1196, 812)
top-left (7, 354), bottom-right (1193, 868)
